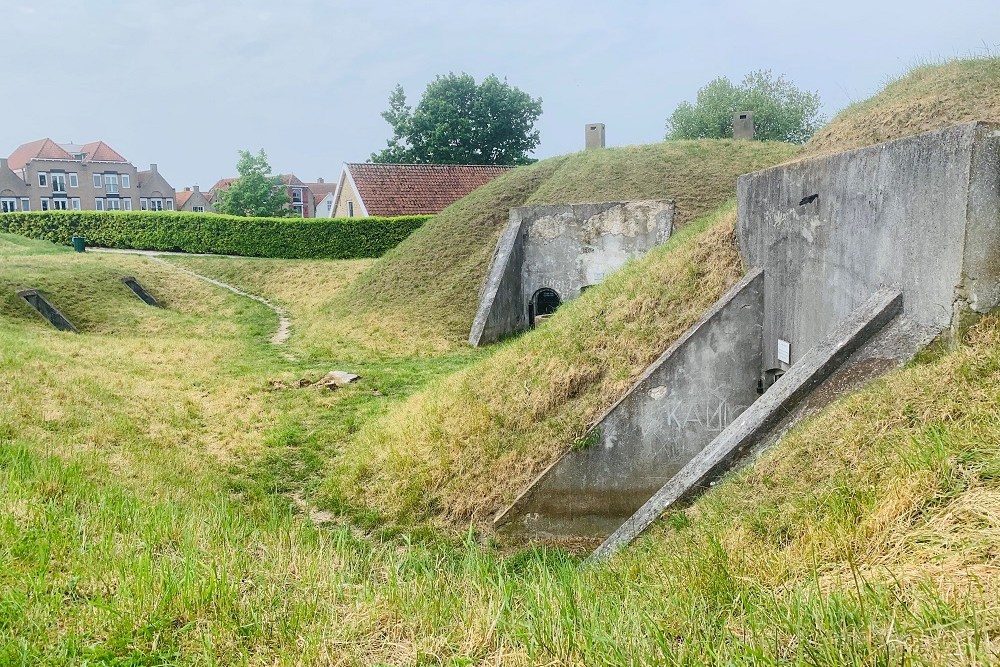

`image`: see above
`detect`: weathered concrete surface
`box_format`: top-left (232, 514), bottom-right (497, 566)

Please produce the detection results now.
top-left (17, 289), bottom-right (77, 332)
top-left (121, 276), bottom-right (160, 307)
top-left (470, 200), bottom-right (674, 346)
top-left (495, 269), bottom-right (764, 538)
top-left (591, 287), bottom-right (904, 560)
top-left (738, 121), bottom-right (1000, 372)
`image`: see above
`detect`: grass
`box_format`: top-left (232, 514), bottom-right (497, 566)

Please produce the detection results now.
top-left (330, 203), bottom-right (745, 527)
top-left (803, 55), bottom-right (1000, 158)
top-left (2, 231), bottom-right (999, 664)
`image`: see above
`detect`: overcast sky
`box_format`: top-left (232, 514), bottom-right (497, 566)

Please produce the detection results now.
top-left (3, 1), bottom-right (997, 189)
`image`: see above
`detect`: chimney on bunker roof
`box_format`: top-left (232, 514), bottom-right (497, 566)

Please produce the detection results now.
top-left (585, 123), bottom-right (606, 150)
top-left (317, 177), bottom-right (325, 183)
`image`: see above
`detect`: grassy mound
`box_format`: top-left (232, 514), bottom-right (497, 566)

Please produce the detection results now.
top-left (804, 56), bottom-right (1000, 158)
top-left (0, 234), bottom-right (242, 337)
top-left (330, 140), bottom-right (797, 351)
top-left (330, 203), bottom-right (744, 525)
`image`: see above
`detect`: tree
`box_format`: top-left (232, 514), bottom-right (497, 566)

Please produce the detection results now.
top-left (214, 149), bottom-right (291, 217)
top-left (371, 73), bottom-right (542, 165)
top-left (665, 70), bottom-right (824, 144)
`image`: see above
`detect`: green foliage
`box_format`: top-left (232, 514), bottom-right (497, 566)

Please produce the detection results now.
top-left (0, 211), bottom-right (428, 260)
top-left (666, 70), bottom-right (824, 144)
top-left (214, 149), bottom-right (291, 217)
top-left (371, 73), bottom-right (542, 165)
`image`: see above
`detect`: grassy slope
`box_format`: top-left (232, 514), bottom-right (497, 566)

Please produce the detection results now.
top-left (330, 140), bottom-right (798, 350)
top-left (331, 204), bottom-right (743, 525)
top-left (2, 233), bottom-right (997, 664)
top-left (803, 56), bottom-right (1000, 158)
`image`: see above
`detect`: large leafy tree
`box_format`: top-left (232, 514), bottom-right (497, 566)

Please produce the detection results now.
top-left (371, 73), bottom-right (542, 165)
top-left (214, 149), bottom-right (290, 217)
top-left (666, 70), bottom-right (824, 144)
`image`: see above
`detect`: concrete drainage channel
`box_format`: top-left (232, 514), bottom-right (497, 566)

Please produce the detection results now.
top-left (493, 121), bottom-right (1000, 558)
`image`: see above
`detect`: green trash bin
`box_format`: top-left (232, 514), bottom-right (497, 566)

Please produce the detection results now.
top-left (71, 236), bottom-right (87, 253)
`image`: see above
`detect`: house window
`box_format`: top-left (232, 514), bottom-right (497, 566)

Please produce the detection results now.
top-left (52, 199), bottom-right (68, 210)
top-left (347, 201), bottom-right (354, 217)
top-left (20, 198), bottom-right (30, 212)
top-left (193, 206), bottom-right (205, 213)
top-left (68, 173), bottom-right (78, 188)
top-left (106, 198), bottom-right (121, 210)
top-left (327, 201), bottom-right (332, 212)
top-left (104, 174), bottom-right (119, 194)
top-left (95, 198), bottom-right (104, 211)
top-left (292, 204), bottom-right (304, 216)
top-left (292, 188), bottom-right (303, 203)
top-left (165, 198), bottom-right (174, 211)
top-left (40, 199), bottom-right (50, 211)
top-left (121, 174), bottom-right (130, 189)
top-left (71, 198), bottom-right (81, 210)
top-left (150, 198), bottom-right (163, 211)
top-left (51, 173), bottom-right (67, 193)
top-left (93, 173), bottom-right (102, 188)
top-left (123, 199), bottom-right (132, 211)
top-left (0, 198), bottom-right (16, 213)
top-left (38, 173), bottom-right (48, 187)
top-left (140, 198), bottom-right (148, 210)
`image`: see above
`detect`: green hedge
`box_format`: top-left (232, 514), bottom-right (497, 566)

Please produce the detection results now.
top-left (0, 211), bottom-right (429, 259)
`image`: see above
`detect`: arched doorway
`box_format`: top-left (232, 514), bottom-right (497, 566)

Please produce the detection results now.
top-left (529, 287), bottom-right (561, 327)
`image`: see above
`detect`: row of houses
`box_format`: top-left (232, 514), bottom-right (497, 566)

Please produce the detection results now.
top-left (0, 137), bottom-right (514, 219)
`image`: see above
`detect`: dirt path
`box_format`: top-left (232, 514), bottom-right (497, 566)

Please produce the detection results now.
top-left (92, 249), bottom-right (292, 345)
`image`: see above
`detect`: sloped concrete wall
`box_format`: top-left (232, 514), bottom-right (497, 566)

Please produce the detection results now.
top-left (738, 121), bottom-right (1000, 372)
top-left (470, 200), bottom-right (674, 346)
top-left (495, 269), bottom-right (764, 538)
top-left (591, 287), bottom-right (904, 560)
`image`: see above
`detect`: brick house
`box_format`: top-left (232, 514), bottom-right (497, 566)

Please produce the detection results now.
top-left (210, 174), bottom-right (316, 217)
top-left (1, 138), bottom-right (174, 213)
top-left (331, 163), bottom-right (513, 218)
top-left (176, 185), bottom-right (214, 213)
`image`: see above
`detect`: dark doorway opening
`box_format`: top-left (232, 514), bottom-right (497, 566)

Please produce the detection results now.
top-left (529, 288), bottom-right (562, 327)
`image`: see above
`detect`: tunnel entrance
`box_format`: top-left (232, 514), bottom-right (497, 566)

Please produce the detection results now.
top-left (529, 288), bottom-right (562, 326)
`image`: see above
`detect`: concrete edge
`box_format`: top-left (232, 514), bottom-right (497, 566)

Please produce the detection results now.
top-left (468, 212), bottom-right (525, 347)
top-left (588, 286), bottom-right (904, 561)
top-left (16, 288), bottom-right (79, 333)
top-left (492, 267), bottom-right (765, 531)
top-left (121, 276), bottom-right (160, 307)
top-left (737, 121), bottom-right (1000, 188)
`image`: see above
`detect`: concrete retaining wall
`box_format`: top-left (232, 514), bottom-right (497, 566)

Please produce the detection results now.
top-left (469, 200), bottom-right (674, 346)
top-left (592, 287), bottom-right (903, 560)
top-left (738, 121), bottom-right (1000, 371)
top-left (495, 269), bottom-right (764, 538)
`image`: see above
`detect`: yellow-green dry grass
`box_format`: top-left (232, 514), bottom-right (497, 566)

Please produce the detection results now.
top-left (331, 204), bottom-right (745, 526)
top-left (3, 232), bottom-right (1000, 664)
top-left (804, 56), bottom-right (1000, 158)
top-left (332, 140), bottom-right (798, 349)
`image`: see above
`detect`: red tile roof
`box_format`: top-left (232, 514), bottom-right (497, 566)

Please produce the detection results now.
top-left (81, 141), bottom-right (127, 163)
top-left (345, 163), bottom-right (513, 216)
top-left (175, 190), bottom-right (193, 208)
top-left (7, 138), bottom-right (74, 170)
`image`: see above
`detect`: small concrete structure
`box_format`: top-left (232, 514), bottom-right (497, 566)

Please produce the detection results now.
top-left (469, 200), bottom-right (674, 347)
top-left (585, 123), bottom-right (606, 149)
top-left (497, 122), bottom-right (1000, 552)
top-left (17, 289), bottom-right (77, 332)
top-left (121, 276), bottom-right (159, 307)
top-left (733, 112), bottom-right (754, 140)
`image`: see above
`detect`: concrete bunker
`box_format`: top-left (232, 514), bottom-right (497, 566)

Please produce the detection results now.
top-left (121, 276), bottom-right (160, 307)
top-left (496, 122), bottom-right (1000, 556)
top-left (469, 200), bottom-right (675, 346)
top-left (17, 289), bottom-right (78, 332)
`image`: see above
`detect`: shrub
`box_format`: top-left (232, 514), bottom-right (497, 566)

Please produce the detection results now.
top-left (0, 211), bottom-right (428, 259)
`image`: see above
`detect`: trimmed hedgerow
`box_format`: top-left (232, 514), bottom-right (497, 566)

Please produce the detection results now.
top-left (0, 211), bottom-right (429, 259)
